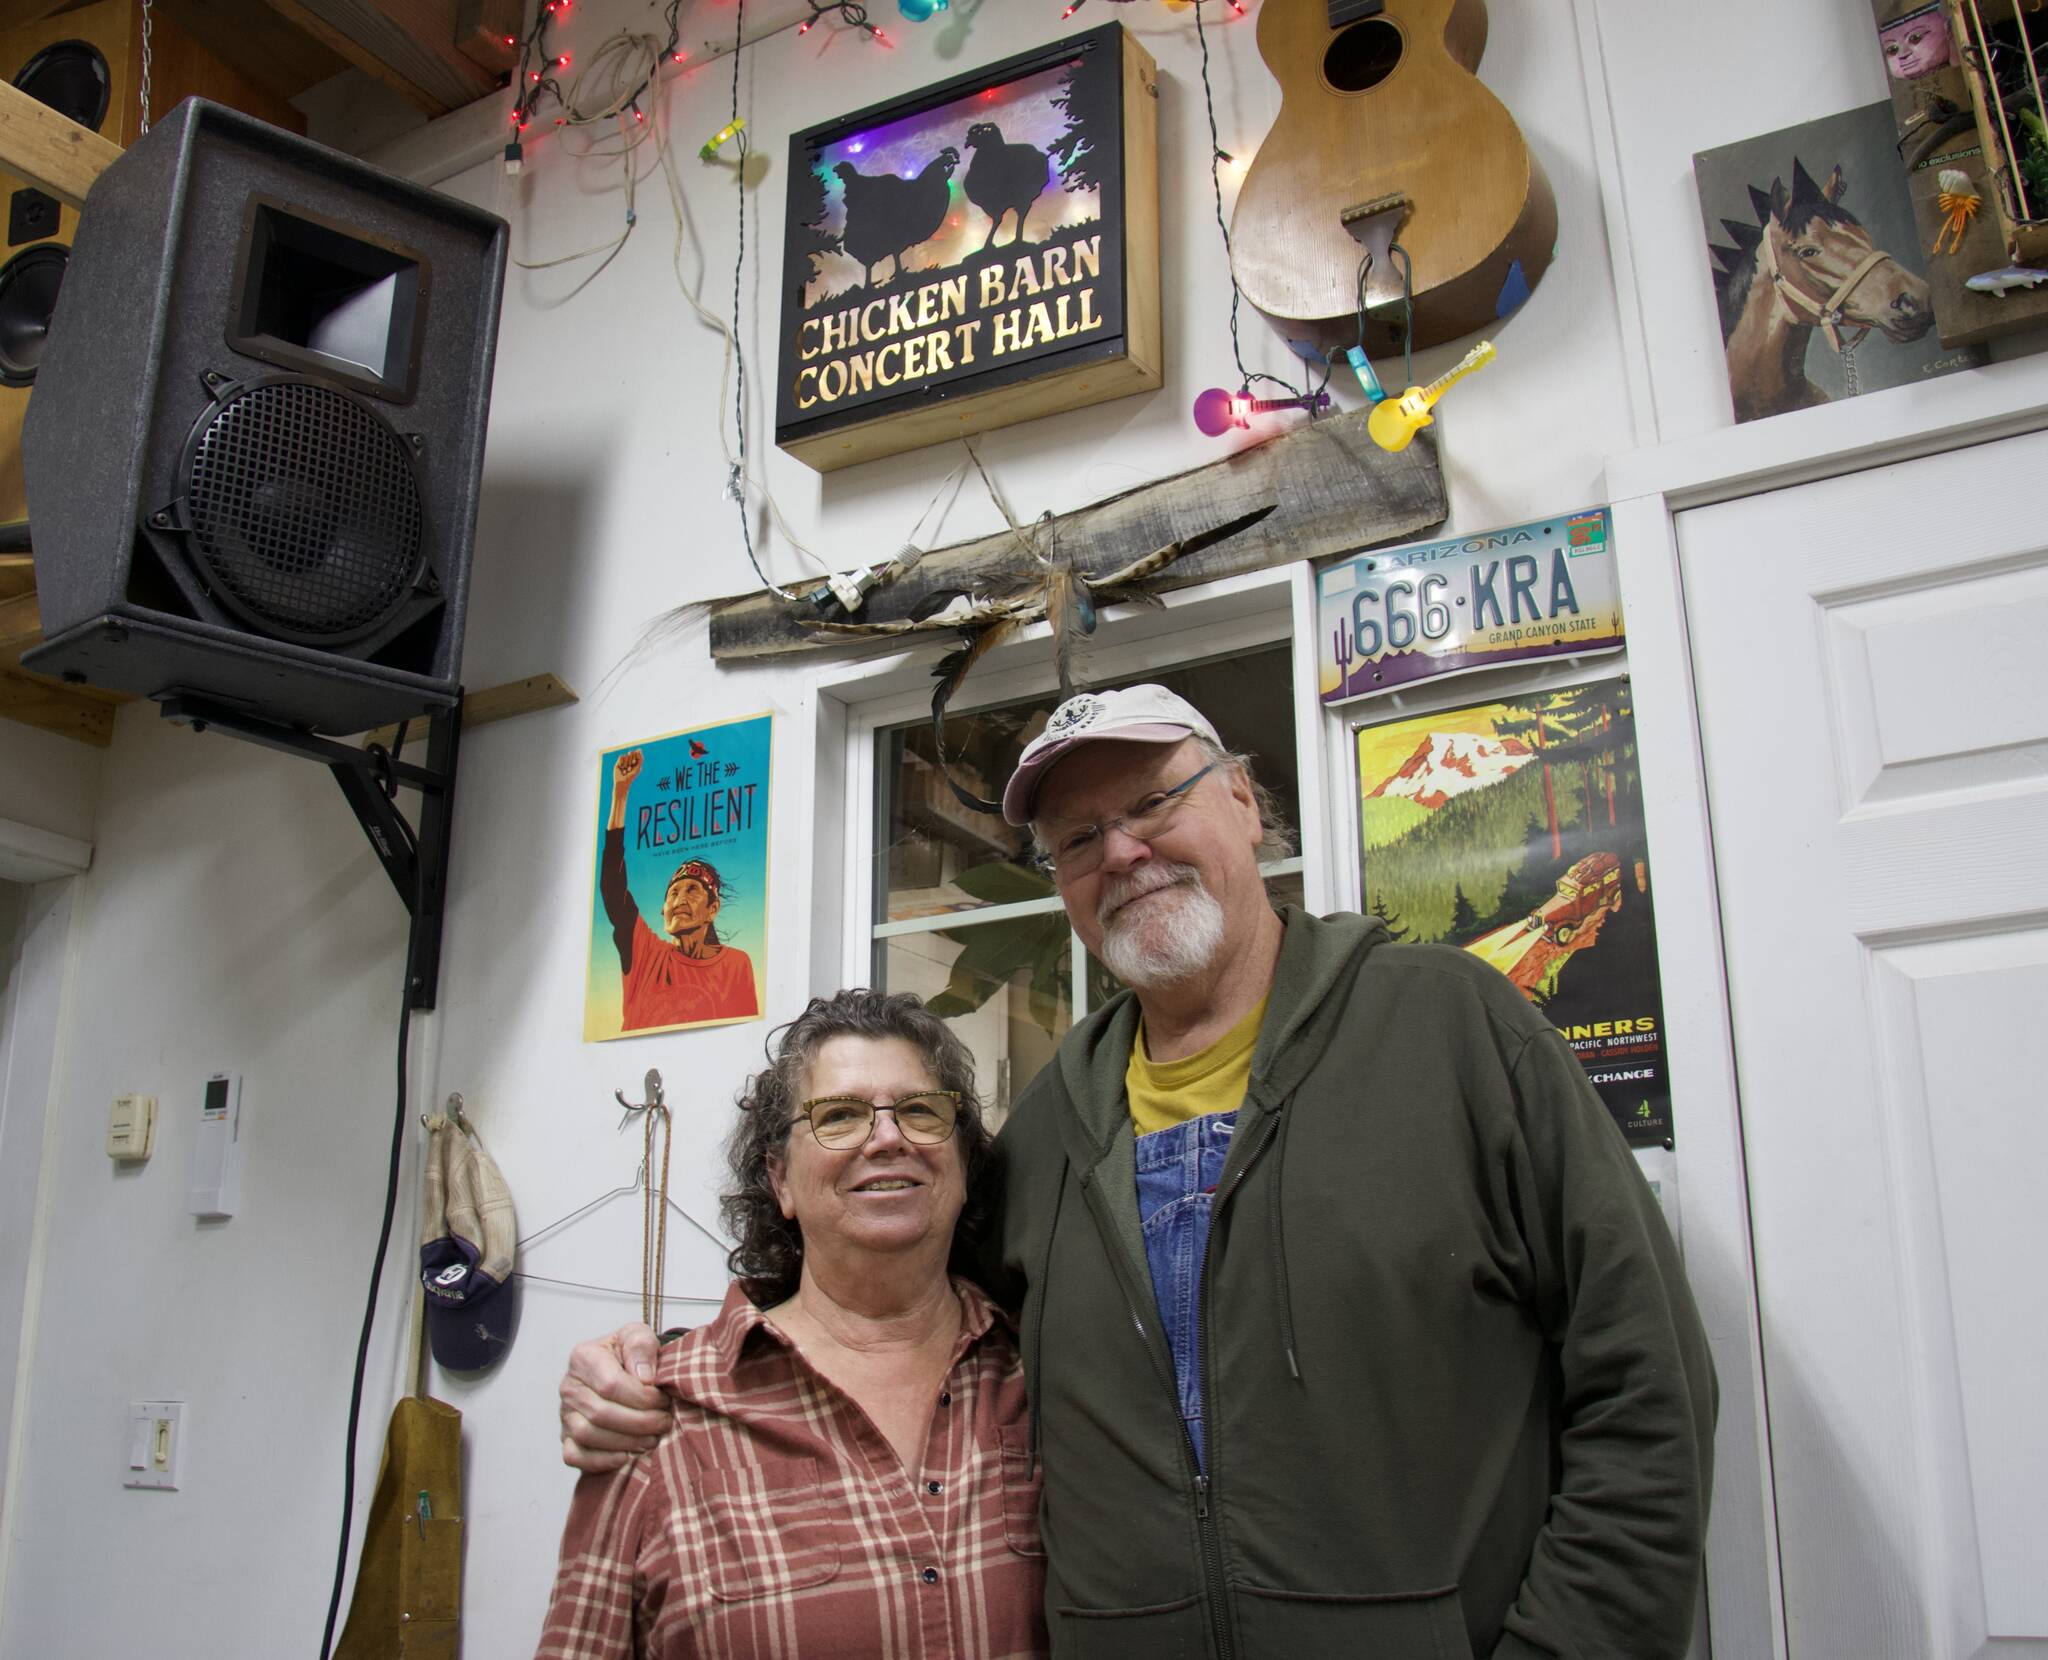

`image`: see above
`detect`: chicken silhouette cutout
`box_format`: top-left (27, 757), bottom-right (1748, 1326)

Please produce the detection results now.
top-left (833, 146), bottom-right (961, 287)
top-left (962, 123), bottom-right (1052, 251)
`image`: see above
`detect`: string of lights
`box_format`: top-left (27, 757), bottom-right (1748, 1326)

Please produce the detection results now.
top-left (506, 0), bottom-right (686, 143)
top-left (1062, 0), bottom-right (1236, 21)
top-left (798, 1), bottom-right (886, 41)
top-left (1189, 0), bottom-right (1325, 409)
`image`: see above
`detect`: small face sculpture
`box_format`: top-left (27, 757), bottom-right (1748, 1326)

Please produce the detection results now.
top-left (1881, 10), bottom-right (1952, 79)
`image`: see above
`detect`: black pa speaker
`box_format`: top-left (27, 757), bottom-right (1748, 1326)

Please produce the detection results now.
top-left (21, 97), bottom-right (508, 734)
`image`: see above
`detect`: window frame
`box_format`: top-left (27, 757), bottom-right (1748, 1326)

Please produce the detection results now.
top-left (800, 561), bottom-right (1338, 1007)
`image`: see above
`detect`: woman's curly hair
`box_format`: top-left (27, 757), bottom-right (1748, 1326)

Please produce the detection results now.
top-left (721, 989), bottom-right (999, 1307)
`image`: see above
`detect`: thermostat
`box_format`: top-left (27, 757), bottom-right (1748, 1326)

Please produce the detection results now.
top-left (187, 1073), bottom-right (243, 1220)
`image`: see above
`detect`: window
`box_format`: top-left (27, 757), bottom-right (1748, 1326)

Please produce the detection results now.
top-left (869, 643), bottom-right (1305, 1123)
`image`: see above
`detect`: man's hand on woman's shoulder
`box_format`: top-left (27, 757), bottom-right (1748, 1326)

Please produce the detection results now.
top-left (559, 1323), bottom-right (668, 1472)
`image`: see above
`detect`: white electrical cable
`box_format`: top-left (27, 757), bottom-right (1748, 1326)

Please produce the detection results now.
top-left (507, 14), bottom-right (1036, 601)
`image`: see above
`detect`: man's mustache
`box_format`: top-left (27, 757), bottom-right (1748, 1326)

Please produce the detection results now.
top-left (1098, 863), bottom-right (1201, 928)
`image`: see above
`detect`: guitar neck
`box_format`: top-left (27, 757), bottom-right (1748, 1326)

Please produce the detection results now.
top-left (1416, 342), bottom-right (1496, 405)
top-left (1328, 0), bottom-right (1386, 25)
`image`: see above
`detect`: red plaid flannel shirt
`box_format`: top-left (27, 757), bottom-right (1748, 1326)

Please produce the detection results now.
top-left (535, 1278), bottom-right (1048, 1659)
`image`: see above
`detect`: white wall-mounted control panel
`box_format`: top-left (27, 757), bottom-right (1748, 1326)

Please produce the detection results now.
top-left (124, 1400), bottom-right (183, 1490)
top-left (186, 1073), bottom-right (243, 1220)
top-left (107, 1094), bottom-right (156, 1162)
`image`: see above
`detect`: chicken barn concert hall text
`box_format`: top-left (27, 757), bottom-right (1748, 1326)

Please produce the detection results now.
top-left (794, 238), bottom-right (1106, 409)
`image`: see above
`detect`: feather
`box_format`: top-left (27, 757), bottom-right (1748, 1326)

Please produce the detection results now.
top-left (1090, 503), bottom-right (1278, 591)
top-left (598, 600), bottom-right (716, 699)
top-left (1093, 536), bottom-right (1194, 591)
top-left (1043, 552), bottom-right (1079, 701)
top-left (928, 618), bottom-right (1021, 816)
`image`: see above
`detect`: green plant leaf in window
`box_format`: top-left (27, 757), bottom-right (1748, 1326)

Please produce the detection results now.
top-left (924, 859), bottom-right (1068, 1032)
top-left (950, 858), bottom-right (1055, 907)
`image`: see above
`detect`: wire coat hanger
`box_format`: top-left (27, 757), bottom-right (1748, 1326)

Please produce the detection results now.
top-left (510, 1069), bottom-right (732, 1313)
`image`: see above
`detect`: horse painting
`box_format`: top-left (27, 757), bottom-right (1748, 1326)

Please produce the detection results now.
top-left (1708, 157), bottom-right (1933, 422)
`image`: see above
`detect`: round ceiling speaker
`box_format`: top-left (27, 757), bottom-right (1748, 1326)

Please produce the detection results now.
top-left (0, 243), bottom-right (67, 387)
top-left (180, 377), bottom-right (426, 645)
top-left (15, 41), bottom-right (112, 132)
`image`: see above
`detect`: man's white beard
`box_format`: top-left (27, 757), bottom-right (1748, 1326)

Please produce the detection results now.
top-left (1097, 862), bottom-right (1226, 988)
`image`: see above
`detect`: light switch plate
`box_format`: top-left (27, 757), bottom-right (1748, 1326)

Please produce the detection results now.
top-left (124, 1400), bottom-right (183, 1490)
top-left (108, 1094), bottom-right (156, 1161)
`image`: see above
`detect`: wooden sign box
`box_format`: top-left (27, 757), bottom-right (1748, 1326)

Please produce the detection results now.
top-left (773, 23), bottom-right (1160, 473)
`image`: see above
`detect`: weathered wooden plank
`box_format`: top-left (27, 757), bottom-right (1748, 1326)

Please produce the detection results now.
top-left (0, 77), bottom-right (123, 209)
top-left (361, 670), bottom-right (578, 749)
top-left (711, 410), bottom-right (1446, 660)
top-left (0, 665), bottom-right (116, 746)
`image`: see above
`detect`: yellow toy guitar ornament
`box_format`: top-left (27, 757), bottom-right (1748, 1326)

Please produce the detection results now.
top-left (1367, 339), bottom-right (1496, 451)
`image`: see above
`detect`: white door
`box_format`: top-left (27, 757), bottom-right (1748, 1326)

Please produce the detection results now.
top-left (1678, 431), bottom-right (2048, 1659)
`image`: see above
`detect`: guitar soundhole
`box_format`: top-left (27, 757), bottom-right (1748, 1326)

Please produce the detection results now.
top-left (1323, 19), bottom-right (1403, 93)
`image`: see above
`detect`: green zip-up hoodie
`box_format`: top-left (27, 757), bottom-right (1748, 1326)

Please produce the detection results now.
top-left (992, 908), bottom-right (1716, 1659)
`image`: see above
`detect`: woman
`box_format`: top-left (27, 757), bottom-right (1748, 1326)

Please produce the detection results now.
top-left (535, 990), bottom-right (1047, 1659)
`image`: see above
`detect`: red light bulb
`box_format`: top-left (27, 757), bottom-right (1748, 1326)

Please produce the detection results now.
top-left (1192, 388), bottom-right (1245, 435)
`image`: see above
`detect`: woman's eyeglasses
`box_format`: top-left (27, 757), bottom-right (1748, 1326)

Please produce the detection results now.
top-left (792, 1092), bottom-right (962, 1149)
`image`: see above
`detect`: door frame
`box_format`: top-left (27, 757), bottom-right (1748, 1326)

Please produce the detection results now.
top-left (0, 874), bottom-right (83, 1619)
top-left (1603, 367), bottom-right (2048, 1660)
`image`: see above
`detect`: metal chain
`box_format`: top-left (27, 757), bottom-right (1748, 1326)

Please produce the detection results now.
top-left (1840, 336), bottom-right (1859, 398)
top-left (138, 0), bottom-right (154, 136)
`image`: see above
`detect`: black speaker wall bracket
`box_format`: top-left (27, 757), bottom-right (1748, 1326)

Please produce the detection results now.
top-left (157, 692), bottom-right (462, 1011)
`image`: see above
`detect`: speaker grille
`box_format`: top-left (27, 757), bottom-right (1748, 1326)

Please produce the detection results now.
top-left (185, 380), bottom-right (424, 643)
top-left (0, 243), bottom-right (65, 385)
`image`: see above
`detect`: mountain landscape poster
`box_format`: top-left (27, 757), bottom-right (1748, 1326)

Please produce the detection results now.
top-left (1355, 677), bottom-right (1673, 1145)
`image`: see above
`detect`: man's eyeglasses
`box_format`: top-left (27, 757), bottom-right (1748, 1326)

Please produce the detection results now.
top-left (1035, 762), bottom-right (1218, 880)
top-left (792, 1092), bottom-right (962, 1150)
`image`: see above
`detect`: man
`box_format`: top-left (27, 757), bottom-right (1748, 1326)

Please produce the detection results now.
top-left (601, 746), bottom-right (758, 1030)
top-left (560, 686), bottom-right (1716, 1658)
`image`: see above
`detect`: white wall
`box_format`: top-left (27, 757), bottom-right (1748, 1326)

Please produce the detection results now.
top-left (2, 0), bottom-right (2039, 1654)
top-left (0, 723), bottom-right (98, 845)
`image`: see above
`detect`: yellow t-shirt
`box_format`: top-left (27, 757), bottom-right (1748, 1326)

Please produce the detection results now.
top-left (1125, 995), bottom-right (1271, 1136)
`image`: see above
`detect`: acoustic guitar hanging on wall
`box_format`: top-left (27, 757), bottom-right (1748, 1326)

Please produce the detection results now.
top-left (1230, 0), bottom-right (1557, 353)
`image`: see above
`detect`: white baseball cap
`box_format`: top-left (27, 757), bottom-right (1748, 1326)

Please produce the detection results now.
top-left (1002, 685), bottom-right (1220, 825)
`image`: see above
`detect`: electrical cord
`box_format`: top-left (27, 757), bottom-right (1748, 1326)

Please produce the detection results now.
top-left (727, 0), bottom-right (776, 595)
top-left (316, 984), bottom-right (415, 1659)
top-left (1191, 0), bottom-right (1316, 404)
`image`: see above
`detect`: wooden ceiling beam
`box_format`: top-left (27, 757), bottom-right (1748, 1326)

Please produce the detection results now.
top-left (0, 77), bottom-right (123, 209)
top-left (0, 0), bottom-right (67, 30)
top-left (252, 0), bottom-right (500, 116)
top-left (452, 0), bottom-right (518, 76)
top-left (0, 588), bottom-right (40, 655)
